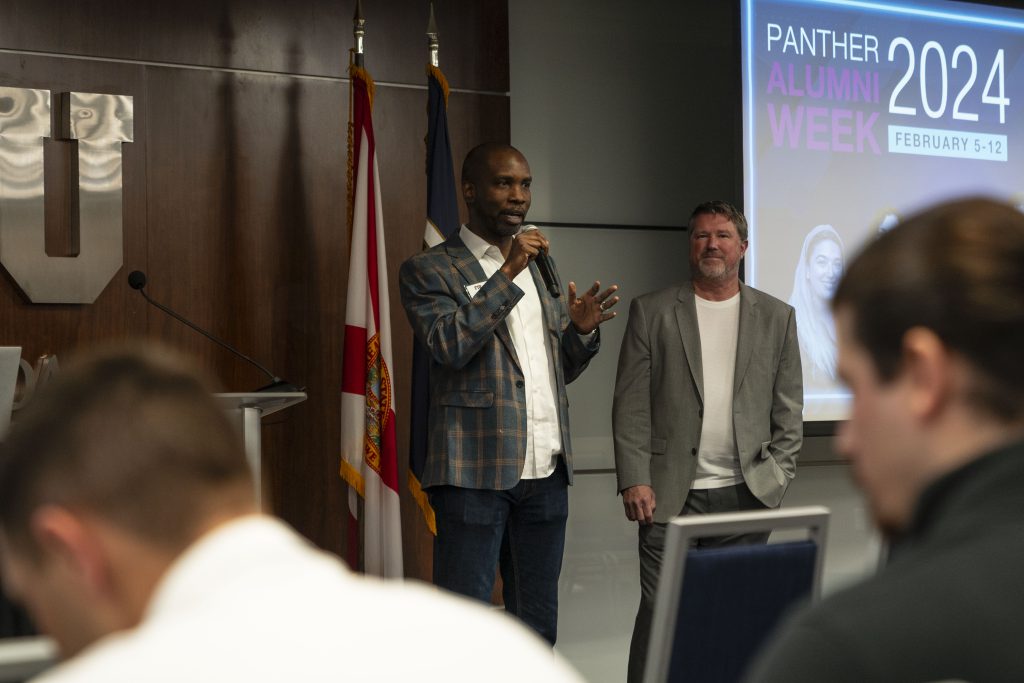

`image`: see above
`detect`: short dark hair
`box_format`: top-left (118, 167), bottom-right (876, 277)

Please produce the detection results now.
top-left (688, 200), bottom-right (748, 241)
top-left (461, 142), bottom-right (522, 184)
top-left (0, 345), bottom-right (253, 562)
top-left (833, 197), bottom-right (1024, 422)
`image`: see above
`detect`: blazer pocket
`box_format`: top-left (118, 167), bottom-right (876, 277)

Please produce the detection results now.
top-left (440, 390), bottom-right (494, 408)
top-left (650, 438), bottom-right (668, 455)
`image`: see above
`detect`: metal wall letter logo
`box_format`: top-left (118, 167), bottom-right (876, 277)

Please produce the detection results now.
top-left (0, 88), bottom-right (133, 303)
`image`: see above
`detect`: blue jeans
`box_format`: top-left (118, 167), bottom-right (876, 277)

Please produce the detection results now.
top-left (428, 458), bottom-right (569, 645)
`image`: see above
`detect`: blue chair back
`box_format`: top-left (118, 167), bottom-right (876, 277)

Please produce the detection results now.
top-left (668, 540), bottom-right (817, 682)
top-left (644, 506), bottom-right (830, 683)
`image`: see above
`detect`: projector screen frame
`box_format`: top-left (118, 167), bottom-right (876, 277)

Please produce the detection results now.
top-left (739, 0), bottom-right (1024, 433)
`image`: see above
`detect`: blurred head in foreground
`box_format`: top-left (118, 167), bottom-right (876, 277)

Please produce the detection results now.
top-left (0, 345), bottom-right (254, 656)
top-left (745, 197), bottom-right (1024, 683)
top-left (832, 196), bottom-right (1024, 536)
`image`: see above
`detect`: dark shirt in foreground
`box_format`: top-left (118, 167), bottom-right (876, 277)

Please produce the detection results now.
top-left (746, 440), bottom-right (1024, 683)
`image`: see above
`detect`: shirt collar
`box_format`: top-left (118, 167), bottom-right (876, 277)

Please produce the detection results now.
top-left (460, 224), bottom-right (503, 261)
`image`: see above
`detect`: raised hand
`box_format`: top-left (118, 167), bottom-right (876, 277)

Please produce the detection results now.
top-left (568, 280), bottom-right (620, 334)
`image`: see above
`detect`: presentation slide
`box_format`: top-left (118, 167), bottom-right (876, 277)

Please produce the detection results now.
top-left (742, 0), bottom-right (1024, 421)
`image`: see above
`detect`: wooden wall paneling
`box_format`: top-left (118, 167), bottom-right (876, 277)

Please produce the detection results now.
top-left (261, 74), bottom-right (351, 557)
top-left (446, 91), bottom-right (512, 210)
top-left (141, 66), bottom-right (264, 386)
top-left (0, 0), bottom-right (508, 91)
top-left (353, 0), bottom-right (510, 92)
top-left (1, 0), bottom-right (511, 576)
top-left (142, 64), bottom-right (354, 553)
top-left (0, 0), bottom-right (335, 76)
top-left (0, 1), bottom-right (144, 65)
top-left (435, 0), bottom-right (510, 94)
top-left (140, 0), bottom-right (349, 77)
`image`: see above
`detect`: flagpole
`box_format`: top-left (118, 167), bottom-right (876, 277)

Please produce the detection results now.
top-left (342, 0), bottom-right (403, 578)
top-left (346, 4), bottom-right (359, 238)
top-left (353, 0), bottom-right (366, 68)
top-left (409, 1), bottom-right (458, 535)
top-left (345, 0), bottom-right (366, 573)
top-left (427, 1), bottom-right (439, 68)
top-left (425, 0), bottom-right (450, 108)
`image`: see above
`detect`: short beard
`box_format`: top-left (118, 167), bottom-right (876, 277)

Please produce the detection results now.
top-left (696, 259), bottom-right (733, 282)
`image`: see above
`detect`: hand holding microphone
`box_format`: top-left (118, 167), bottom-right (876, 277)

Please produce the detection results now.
top-left (502, 225), bottom-right (560, 298)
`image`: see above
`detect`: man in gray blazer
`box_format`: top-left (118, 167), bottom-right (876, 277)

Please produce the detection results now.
top-left (613, 200), bottom-right (803, 683)
top-left (399, 143), bottom-right (620, 645)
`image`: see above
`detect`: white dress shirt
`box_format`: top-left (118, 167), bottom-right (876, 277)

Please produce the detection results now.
top-left (460, 225), bottom-right (561, 479)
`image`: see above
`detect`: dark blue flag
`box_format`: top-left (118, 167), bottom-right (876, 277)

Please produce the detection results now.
top-left (409, 66), bottom-right (460, 534)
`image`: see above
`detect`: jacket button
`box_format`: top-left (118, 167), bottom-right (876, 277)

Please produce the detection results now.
top-left (691, 448), bottom-right (697, 455)
top-left (516, 380), bottom-right (525, 388)
top-left (698, 409), bottom-right (704, 418)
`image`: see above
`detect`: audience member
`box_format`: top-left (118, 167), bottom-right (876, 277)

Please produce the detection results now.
top-left (0, 345), bottom-right (585, 682)
top-left (746, 197), bottom-right (1024, 681)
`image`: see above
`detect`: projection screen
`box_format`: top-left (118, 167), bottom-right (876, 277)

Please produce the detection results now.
top-left (742, 0), bottom-right (1024, 421)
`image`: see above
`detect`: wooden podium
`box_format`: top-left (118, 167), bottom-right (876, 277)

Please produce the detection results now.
top-left (215, 392), bottom-right (306, 509)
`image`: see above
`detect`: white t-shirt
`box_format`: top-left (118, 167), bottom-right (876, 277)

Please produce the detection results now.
top-left (692, 293), bottom-right (743, 489)
top-left (33, 516), bottom-right (584, 683)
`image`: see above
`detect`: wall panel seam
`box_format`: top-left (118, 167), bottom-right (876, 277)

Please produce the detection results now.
top-left (0, 48), bottom-right (509, 96)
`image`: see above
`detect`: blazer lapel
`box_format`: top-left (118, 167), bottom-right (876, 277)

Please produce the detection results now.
top-left (444, 235), bottom-right (521, 367)
top-left (675, 284), bottom-right (704, 404)
top-left (733, 283), bottom-right (758, 395)
top-left (445, 234), bottom-right (486, 284)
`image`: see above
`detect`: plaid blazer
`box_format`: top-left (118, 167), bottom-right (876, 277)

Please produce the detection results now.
top-left (399, 234), bottom-right (598, 490)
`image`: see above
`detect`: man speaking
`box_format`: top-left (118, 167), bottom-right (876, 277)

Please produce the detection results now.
top-left (399, 142), bottom-right (619, 645)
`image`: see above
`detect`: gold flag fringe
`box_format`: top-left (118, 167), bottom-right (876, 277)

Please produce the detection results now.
top-left (345, 54), bottom-right (376, 240)
top-left (407, 472), bottom-right (438, 535)
top-left (427, 63), bottom-right (450, 107)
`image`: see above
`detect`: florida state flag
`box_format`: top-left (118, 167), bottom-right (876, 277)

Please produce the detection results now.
top-left (340, 64), bottom-right (403, 578)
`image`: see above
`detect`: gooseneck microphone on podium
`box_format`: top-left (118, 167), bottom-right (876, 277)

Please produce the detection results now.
top-left (521, 225), bottom-right (561, 298)
top-left (128, 270), bottom-right (303, 392)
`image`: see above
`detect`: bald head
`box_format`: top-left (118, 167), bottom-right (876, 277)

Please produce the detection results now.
top-left (461, 142), bottom-right (525, 185)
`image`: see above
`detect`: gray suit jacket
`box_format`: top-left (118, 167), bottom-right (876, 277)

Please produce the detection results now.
top-left (612, 281), bottom-right (803, 523)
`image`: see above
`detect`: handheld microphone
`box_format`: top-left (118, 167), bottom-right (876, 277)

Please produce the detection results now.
top-left (128, 271), bottom-right (303, 392)
top-left (520, 225), bottom-right (561, 298)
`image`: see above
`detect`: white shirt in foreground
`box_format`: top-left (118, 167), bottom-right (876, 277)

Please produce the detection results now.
top-left (32, 516), bottom-right (584, 683)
